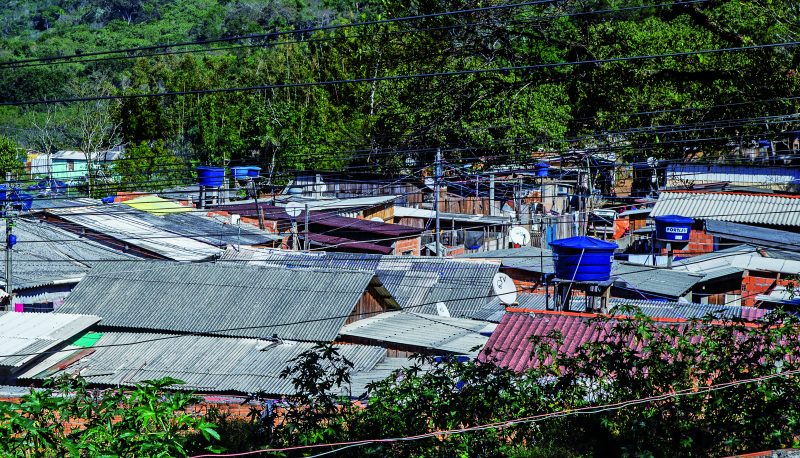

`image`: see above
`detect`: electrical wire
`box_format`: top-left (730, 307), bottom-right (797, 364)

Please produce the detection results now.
top-left (190, 365), bottom-right (800, 458)
top-left (0, 1), bottom-right (708, 70)
top-left (4, 39), bottom-right (799, 107)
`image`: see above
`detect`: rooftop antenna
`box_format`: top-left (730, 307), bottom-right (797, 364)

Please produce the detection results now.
top-left (509, 226), bottom-right (531, 246)
top-left (285, 202), bottom-right (304, 251)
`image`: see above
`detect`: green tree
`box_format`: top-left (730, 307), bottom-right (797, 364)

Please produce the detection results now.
top-left (0, 135), bottom-right (24, 179)
top-left (113, 140), bottom-right (186, 192)
top-left (0, 376), bottom-right (220, 457)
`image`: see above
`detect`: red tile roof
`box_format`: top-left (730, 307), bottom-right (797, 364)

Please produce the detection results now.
top-left (479, 311), bottom-right (701, 372)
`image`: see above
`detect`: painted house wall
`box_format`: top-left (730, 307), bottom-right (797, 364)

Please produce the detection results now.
top-left (51, 159), bottom-right (89, 180)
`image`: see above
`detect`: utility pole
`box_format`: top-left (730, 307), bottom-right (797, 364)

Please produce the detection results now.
top-left (303, 204), bottom-right (310, 252)
top-left (434, 148), bottom-right (442, 257)
top-left (5, 218), bottom-right (13, 311)
top-left (489, 173), bottom-right (495, 216)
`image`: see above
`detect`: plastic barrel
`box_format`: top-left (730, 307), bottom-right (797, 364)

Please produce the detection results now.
top-left (14, 193), bottom-right (34, 211)
top-left (196, 166), bottom-right (225, 187)
top-left (534, 162), bottom-right (550, 177)
top-left (246, 166), bottom-right (261, 178)
top-left (549, 236), bottom-right (617, 282)
top-left (654, 215), bottom-right (694, 242)
top-left (231, 167), bottom-right (250, 180)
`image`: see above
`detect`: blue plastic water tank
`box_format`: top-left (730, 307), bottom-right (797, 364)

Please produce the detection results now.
top-left (13, 193), bottom-right (33, 211)
top-left (101, 196), bottom-right (115, 204)
top-left (196, 166), bottom-right (225, 187)
top-left (534, 162), bottom-right (550, 177)
top-left (0, 184), bottom-right (6, 203)
top-left (549, 236), bottom-right (617, 282)
top-left (231, 167), bottom-right (250, 180)
top-left (246, 166), bottom-right (261, 178)
top-left (654, 215), bottom-right (694, 242)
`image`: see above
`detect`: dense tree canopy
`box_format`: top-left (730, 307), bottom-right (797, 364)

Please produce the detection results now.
top-left (0, 0), bottom-right (798, 174)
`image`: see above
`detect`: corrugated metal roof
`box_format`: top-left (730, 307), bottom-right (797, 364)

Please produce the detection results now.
top-left (58, 261), bottom-right (386, 341)
top-left (339, 312), bottom-right (494, 355)
top-left (219, 249), bottom-right (500, 318)
top-left (123, 195), bottom-right (193, 215)
top-left (301, 233), bottom-right (394, 254)
top-left (612, 262), bottom-right (703, 298)
top-left (458, 246), bottom-right (554, 274)
top-left (216, 203), bottom-right (423, 238)
top-left (272, 195), bottom-right (399, 210)
top-left (0, 312), bottom-right (100, 368)
top-left (471, 294), bottom-right (767, 323)
top-left (393, 206), bottom-right (510, 225)
top-left (112, 208), bottom-right (281, 248)
top-left (479, 312), bottom-right (694, 371)
top-left (47, 206), bottom-right (222, 261)
top-left (1, 219), bottom-right (137, 290)
top-left (705, 220), bottom-right (800, 252)
top-left (461, 247), bottom-right (702, 298)
top-left (19, 332), bottom-right (394, 396)
top-left (651, 191), bottom-right (800, 227)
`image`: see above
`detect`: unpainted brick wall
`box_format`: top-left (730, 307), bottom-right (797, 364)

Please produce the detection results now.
top-left (393, 236), bottom-right (421, 256)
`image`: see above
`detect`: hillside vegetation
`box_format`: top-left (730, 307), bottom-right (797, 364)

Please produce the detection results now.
top-left (0, 0), bottom-right (798, 174)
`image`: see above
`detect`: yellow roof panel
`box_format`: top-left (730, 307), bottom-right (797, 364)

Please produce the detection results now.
top-left (123, 195), bottom-right (192, 215)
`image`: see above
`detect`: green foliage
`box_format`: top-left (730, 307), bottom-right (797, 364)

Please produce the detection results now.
top-left (249, 309), bottom-right (800, 457)
top-left (113, 140), bottom-right (186, 191)
top-left (0, 135), bottom-right (24, 178)
top-left (0, 376), bottom-right (220, 457)
top-left (2, 0), bottom-right (798, 170)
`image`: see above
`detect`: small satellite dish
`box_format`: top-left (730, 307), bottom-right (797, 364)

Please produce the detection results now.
top-left (230, 214), bottom-right (241, 225)
top-left (492, 272), bottom-right (518, 305)
top-left (424, 176), bottom-right (435, 190)
top-left (370, 217), bottom-right (384, 222)
top-left (285, 202), bottom-right (304, 219)
top-left (509, 226), bottom-right (530, 246)
top-left (435, 302), bottom-right (451, 317)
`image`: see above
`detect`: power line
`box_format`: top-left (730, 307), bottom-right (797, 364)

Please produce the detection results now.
top-left (191, 365), bottom-right (800, 458)
top-left (0, 1), bottom-right (707, 70)
top-left (3, 39), bottom-right (799, 107)
top-left (0, 0), bottom-right (557, 67)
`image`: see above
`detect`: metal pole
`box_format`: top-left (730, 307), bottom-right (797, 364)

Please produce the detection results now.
top-left (303, 204), bottom-right (310, 252)
top-left (434, 148), bottom-right (442, 257)
top-left (489, 174), bottom-right (495, 216)
top-left (667, 242), bottom-right (673, 268)
top-left (5, 218), bottom-right (12, 311)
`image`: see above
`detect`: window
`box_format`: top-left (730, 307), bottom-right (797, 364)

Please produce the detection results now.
top-left (66, 160), bottom-right (74, 172)
top-left (402, 250), bottom-right (413, 256)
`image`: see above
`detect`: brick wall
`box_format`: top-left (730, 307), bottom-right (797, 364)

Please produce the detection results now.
top-left (503, 268), bottom-right (546, 294)
top-left (392, 236), bottom-right (421, 256)
top-left (114, 191), bottom-right (151, 202)
top-left (741, 271), bottom-right (793, 307)
top-left (663, 227), bottom-right (715, 258)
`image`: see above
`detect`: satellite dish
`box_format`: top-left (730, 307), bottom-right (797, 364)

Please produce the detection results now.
top-left (509, 226), bottom-right (530, 246)
top-left (230, 214), bottom-right (241, 225)
top-left (424, 176), bottom-right (436, 190)
top-left (492, 273), bottom-right (518, 306)
top-left (285, 202), bottom-right (304, 219)
top-left (435, 302), bottom-right (451, 317)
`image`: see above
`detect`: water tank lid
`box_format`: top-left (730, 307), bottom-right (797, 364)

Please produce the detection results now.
top-left (654, 215), bottom-right (694, 225)
top-left (549, 236), bottom-right (617, 251)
